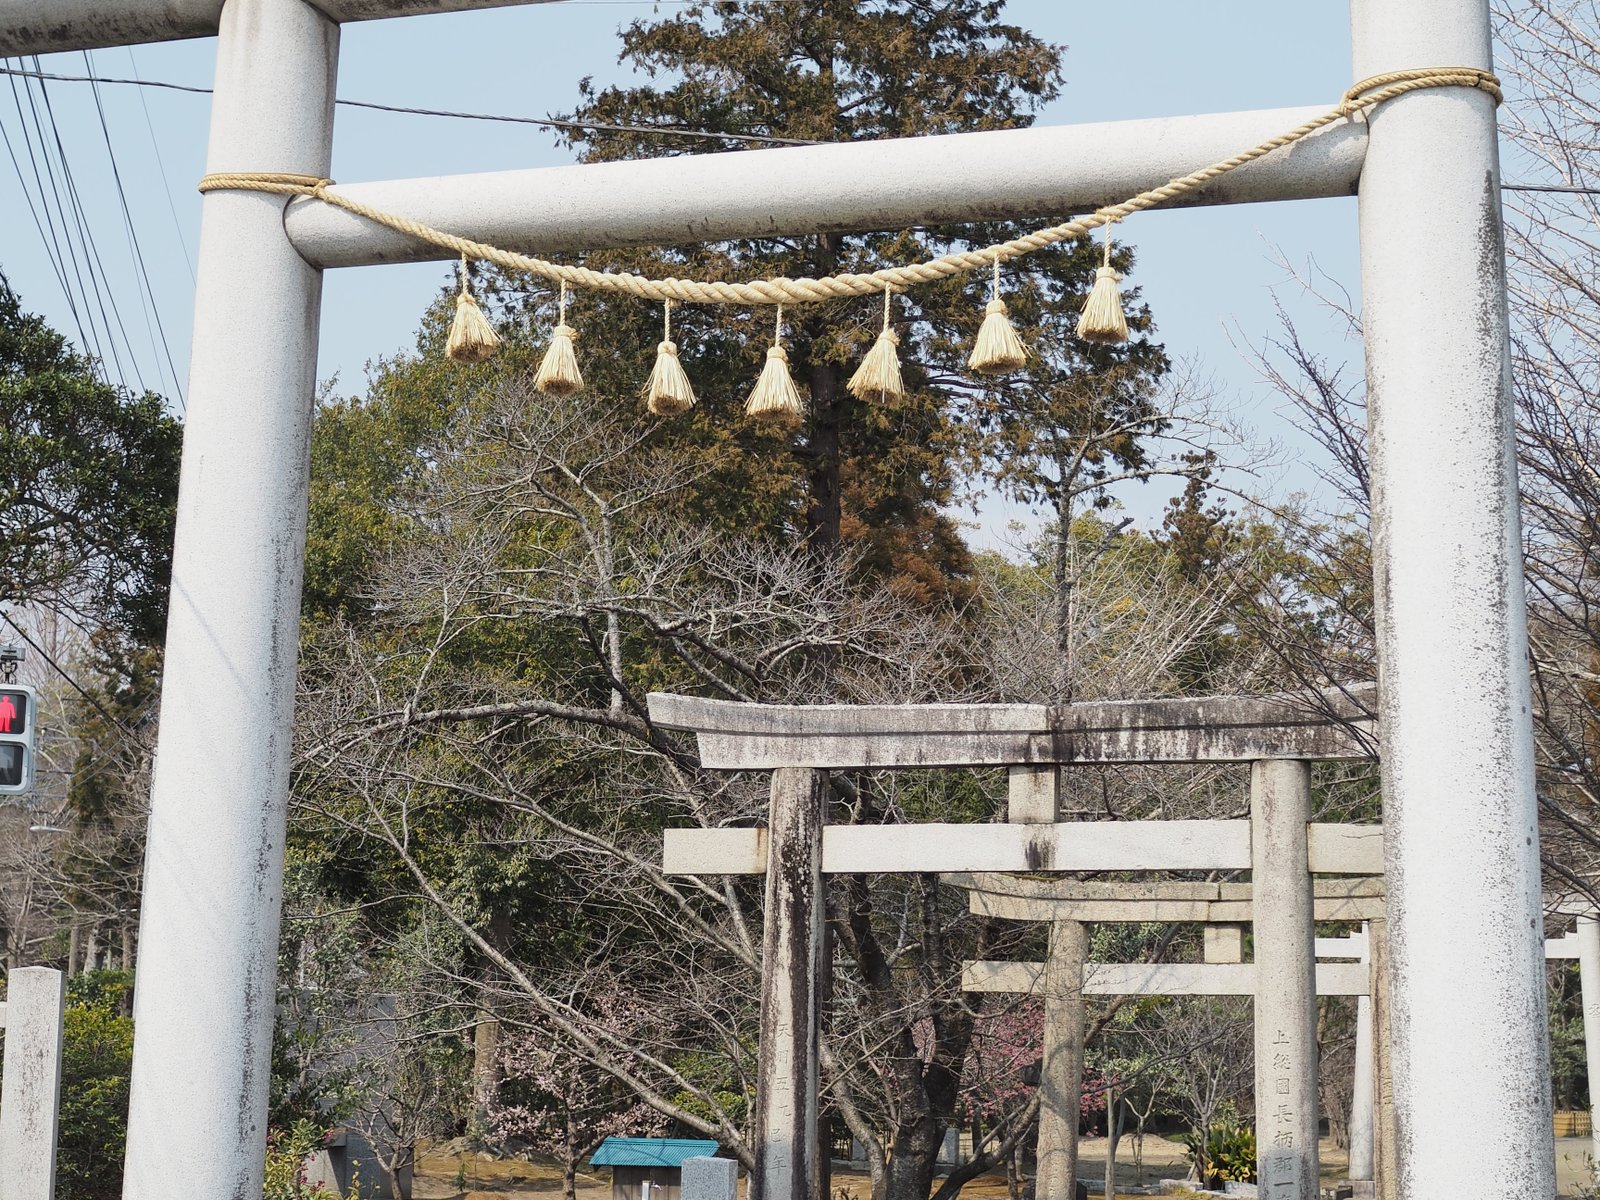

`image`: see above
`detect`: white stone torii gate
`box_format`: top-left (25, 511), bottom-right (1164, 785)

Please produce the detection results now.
top-left (0, 1), bottom-right (1545, 1197)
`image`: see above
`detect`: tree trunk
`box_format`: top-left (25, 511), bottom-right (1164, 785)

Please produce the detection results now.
top-left (805, 233), bottom-right (843, 554)
top-left (1133, 1114), bottom-right (1145, 1185)
top-left (120, 924), bottom-right (135, 1014)
top-left (884, 1119), bottom-right (940, 1200)
top-left (1051, 486), bottom-right (1075, 704)
top-left (1102, 1089), bottom-right (1121, 1200)
top-left (471, 910), bottom-right (514, 1138)
top-left (473, 1008), bottom-right (501, 1128)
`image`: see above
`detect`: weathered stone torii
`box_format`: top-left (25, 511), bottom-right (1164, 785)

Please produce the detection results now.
top-left (650, 685), bottom-right (1378, 1200)
top-left (957, 873), bottom-right (1383, 1200)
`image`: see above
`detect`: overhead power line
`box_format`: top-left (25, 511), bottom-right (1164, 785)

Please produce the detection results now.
top-left (0, 65), bottom-right (822, 147)
top-left (10, 64), bottom-right (1600, 190)
top-left (1502, 183), bottom-right (1600, 195)
top-left (0, 611), bottom-right (151, 752)
top-left (84, 50), bottom-right (186, 408)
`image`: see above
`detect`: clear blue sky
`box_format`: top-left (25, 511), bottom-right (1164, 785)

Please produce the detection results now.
top-left (0, 1), bottom-right (1362, 547)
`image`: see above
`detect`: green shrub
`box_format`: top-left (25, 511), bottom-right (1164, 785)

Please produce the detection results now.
top-left (1179, 1115), bottom-right (1257, 1188)
top-left (263, 1120), bottom-right (351, 1200)
top-left (55, 982), bottom-right (134, 1200)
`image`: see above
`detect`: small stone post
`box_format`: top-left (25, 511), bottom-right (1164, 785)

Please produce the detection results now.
top-left (1349, 922), bottom-right (1375, 1186)
top-left (1370, 918), bottom-right (1397, 1200)
top-left (0, 966), bottom-right (66, 1200)
top-left (1251, 760), bottom-right (1318, 1199)
top-left (683, 1156), bottom-right (738, 1200)
top-left (1007, 766), bottom-right (1087, 1200)
top-left (751, 768), bottom-right (825, 1200)
top-left (1578, 913), bottom-right (1600, 1166)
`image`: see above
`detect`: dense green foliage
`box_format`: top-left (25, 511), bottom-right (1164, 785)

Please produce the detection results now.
top-left (0, 273), bottom-right (181, 640)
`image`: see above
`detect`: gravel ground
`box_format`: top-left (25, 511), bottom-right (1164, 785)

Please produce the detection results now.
top-left (419, 1133), bottom-right (1595, 1200)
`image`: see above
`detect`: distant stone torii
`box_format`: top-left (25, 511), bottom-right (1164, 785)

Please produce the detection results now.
top-left (651, 684), bottom-right (1380, 1200)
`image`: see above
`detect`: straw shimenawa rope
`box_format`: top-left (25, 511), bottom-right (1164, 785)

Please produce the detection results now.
top-left (198, 69), bottom-right (1500, 307)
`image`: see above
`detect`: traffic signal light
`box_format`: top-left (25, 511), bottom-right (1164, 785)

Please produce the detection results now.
top-left (0, 684), bottom-right (36, 796)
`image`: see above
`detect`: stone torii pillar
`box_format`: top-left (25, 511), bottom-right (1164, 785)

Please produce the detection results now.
top-left (1009, 767), bottom-right (1087, 1200)
top-left (1349, 925), bottom-right (1375, 1189)
top-left (750, 769), bottom-right (826, 1200)
top-left (117, 5), bottom-right (340, 1197)
top-left (1354, 0), bottom-right (1553, 1192)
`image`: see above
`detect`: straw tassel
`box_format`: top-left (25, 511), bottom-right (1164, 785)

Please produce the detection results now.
top-left (847, 288), bottom-right (906, 402)
top-left (1076, 222), bottom-right (1130, 344)
top-left (745, 306), bottom-right (805, 425)
top-left (968, 256), bottom-right (1027, 375)
top-left (535, 281), bottom-right (584, 395)
top-left (445, 256), bottom-right (499, 364)
top-left (646, 300), bottom-right (696, 416)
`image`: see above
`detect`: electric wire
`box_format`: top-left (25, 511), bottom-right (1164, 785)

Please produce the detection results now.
top-left (18, 60), bottom-right (122, 382)
top-left (30, 56), bottom-right (147, 393)
top-left (3, 57), bottom-right (182, 407)
top-left (0, 65), bottom-right (822, 146)
top-left (0, 109), bottom-right (81, 333)
top-left (126, 47), bottom-right (195, 281)
top-left (4, 62), bottom-right (98, 365)
top-left (85, 49), bottom-right (171, 397)
top-left (85, 49), bottom-right (186, 408)
top-left (19, 62), bottom-right (137, 388)
top-left (0, 612), bottom-right (151, 752)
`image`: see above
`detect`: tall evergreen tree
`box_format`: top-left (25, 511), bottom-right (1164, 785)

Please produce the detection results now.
top-left (485, 0), bottom-right (1167, 608)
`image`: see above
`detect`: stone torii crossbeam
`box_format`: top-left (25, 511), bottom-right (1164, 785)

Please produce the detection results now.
top-left (0, 1), bottom-right (1544, 1197)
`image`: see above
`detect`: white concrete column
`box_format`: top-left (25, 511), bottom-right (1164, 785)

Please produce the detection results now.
top-left (0, 967), bottom-right (65, 1200)
top-left (1577, 914), bottom-right (1600, 1165)
top-left (1351, 2), bottom-right (1552, 1196)
top-left (751, 768), bottom-right (825, 1200)
top-left (1349, 922), bottom-right (1375, 1184)
top-left (1251, 760), bottom-right (1318, 1199)
top-left (121, 2), bottom-right (338, 1197)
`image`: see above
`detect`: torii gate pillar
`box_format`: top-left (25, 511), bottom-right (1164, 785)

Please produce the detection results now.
top-left (121, 2), bottom-right (337, 1197)
top-left (1353, 1), bottom-right (1552, 1196)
